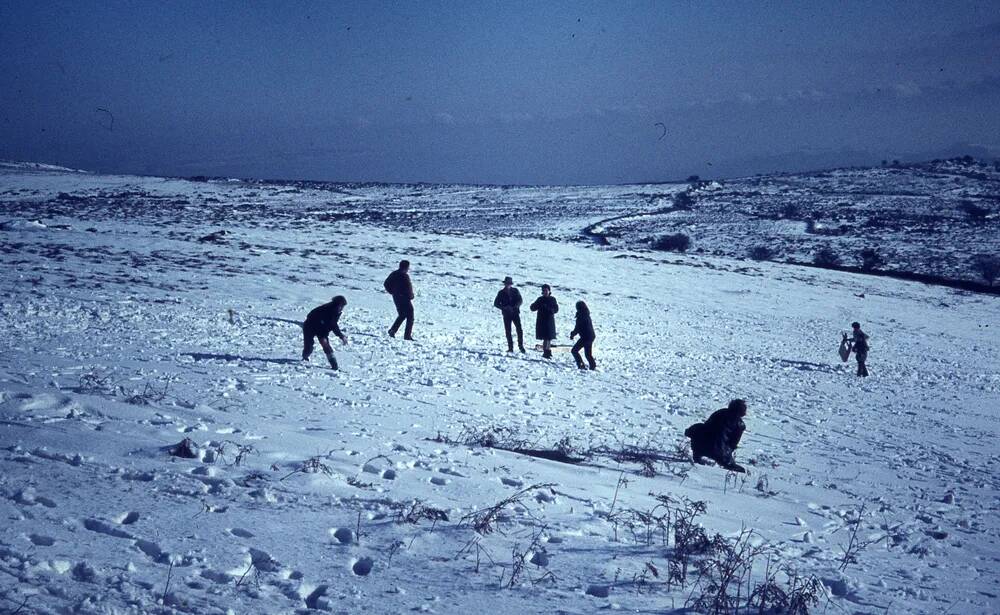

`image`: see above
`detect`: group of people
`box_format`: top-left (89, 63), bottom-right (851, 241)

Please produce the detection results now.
top-left (299, 260), bottom-right (873, 472)
top-left (492, 275), bottom-right (597, 370)
top-left (302, 260), bottom-right (599, 371)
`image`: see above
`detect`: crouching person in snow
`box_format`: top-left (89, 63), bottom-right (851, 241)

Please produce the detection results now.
top-left (569, 301), bottom-right (596, 370)
top-left (684, 399), bottom-right (747, 473)
top-left (302, 295), bottom-right (348, 370)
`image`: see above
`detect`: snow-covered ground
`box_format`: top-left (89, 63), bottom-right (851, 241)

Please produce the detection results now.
top-left (1, 164), bottom-right (999, 614)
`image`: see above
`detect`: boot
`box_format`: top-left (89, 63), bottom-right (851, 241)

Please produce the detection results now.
top-left (575, 360), bottom-right (586, 370)
top-left (325, 351), bottom-right (338, 371)
top-left (543, 350), bottom-right (552, 359)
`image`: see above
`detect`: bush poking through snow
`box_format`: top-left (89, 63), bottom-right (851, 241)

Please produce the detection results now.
top-left (499, 526), bottom-right (550, 589)
top-left (77, 370), bottom-right (118, 395)
top-left (812, 246), bottom-right (841, 267)
top-left (123, 381), bottom-right (170, 406)
top-left (393, 499), bottom-right (450, 525)
top-left (280, 454), bottom-right (335, 481)
top-left (460, 483), bottom-right (556, 535)
top-left (651, 233), bottom-right (692, 253)
top-left (858, 247), bottom-right (886, 272)
top-left (684, 527), bottom-right (824, 615)
top-left (958, 200), bottom-right (989, 221)
top-left (970, 253), bottom-right (1000, 285)
top-left (748, 245), bottom-right (776, 261)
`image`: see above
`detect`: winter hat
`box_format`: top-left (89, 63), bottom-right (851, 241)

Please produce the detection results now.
top-left (503, 276), bottom-right (513, 285)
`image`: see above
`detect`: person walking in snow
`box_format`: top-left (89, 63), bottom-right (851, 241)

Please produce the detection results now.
top-left (494, 276), bottom-right (525, 353)
top-left (569, 300), bottom-right (597, 370)
top-left (530, 284), bottom-right (559, 358)
top-left (845, 321), bottom-right (870, 377)
top-left (384, 260), bottom-right (415, 340)
top-left (302, 295), bottom-right (348, 370)
top-left (684, 399), bottom-right (748, 473)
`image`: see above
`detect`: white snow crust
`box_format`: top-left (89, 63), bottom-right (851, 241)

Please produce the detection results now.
top-left (1, 166), bottom-right (998, 614)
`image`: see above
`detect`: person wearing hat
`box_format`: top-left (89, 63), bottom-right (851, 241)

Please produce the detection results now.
top-left (493, 276), bottom-right (525, 353)
top-left (683, 399), bottom-right (748, 472)
top-left (302, 295), bottom-right (348, 370)
top-left (530, 284), bottom-right (559, 358)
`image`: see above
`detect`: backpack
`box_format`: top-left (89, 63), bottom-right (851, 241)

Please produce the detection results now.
top-left (383, 272), bottom-right (395, 294)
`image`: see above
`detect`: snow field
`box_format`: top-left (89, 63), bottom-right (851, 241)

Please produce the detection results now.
top-left (1, 167), bottom-right (999, 613)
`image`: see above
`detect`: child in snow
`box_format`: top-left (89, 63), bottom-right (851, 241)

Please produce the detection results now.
top-left (302, 296), bottom-right (348, 370)
top-left (569, 301), bottom-right (596, 370)
top-left (684, 399), bottom-right (747, 473)
top-left (845, 321), bottom-right (870, 377)
top-left (530, 284), bottom-right (559, 358)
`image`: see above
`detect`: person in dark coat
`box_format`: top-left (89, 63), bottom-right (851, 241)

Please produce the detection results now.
top-left (569, 300), bottom-right (596, 370)
top-left (530, 284), bottom-right (559, 358)
top-left (494, 276), bottom-right (525, 353)
top-left (684, 399), bottom-right (747, 472)
top-left (302, 295), bottom-right (348, 370)
top-left (845, 322), bottom-right (869, 377)
top-left (384, 260), bottom-right (415, 340)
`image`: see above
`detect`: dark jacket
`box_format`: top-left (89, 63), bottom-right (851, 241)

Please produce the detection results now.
top-left (494, 287), bottom-right (523, 313)
top-left (383, 270), bottom-right (414, 300)
top-left (570, 307), bottom-right (595, 342)
top-left (851, 330), bottom-right (869, 354)
top-left (304, 302), bottom-right (344, 338)
top-left (530, 295), bottom-right (558, 340)
top-left (684, 407), bottom-right (745, 464)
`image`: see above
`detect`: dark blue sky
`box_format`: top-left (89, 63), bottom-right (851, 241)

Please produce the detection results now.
top-left (2, 1), bottom-right (998, 184)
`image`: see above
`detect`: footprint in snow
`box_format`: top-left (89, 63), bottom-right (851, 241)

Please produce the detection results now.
top-left (29, 534), bottom-right (56, 546)
top-left (134, 539), bottom-right (168, 563)
top-left (500, 477), bottom-right (524, 487)
top-left (329, 527), bottom-right (356, 544)
top-left (83, 518), bottom-right (133, 539)
top-left (429, 476), bottom-right (449, 486)
top-left (438, 467), bottom-right (466, 478)
top-left (228, 528), bottom-right (254, 538)
top-left (116, 511), bottom-right (140, 525)
top-left (351, 556), bottom-right (374, 576)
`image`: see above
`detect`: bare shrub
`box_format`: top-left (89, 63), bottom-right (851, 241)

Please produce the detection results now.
top-left (280, 453), bottom-right (335, 481)
top-left (958, 199), bottom-right (989, 221)
top-left (970, 253), bottom-right (1000, 285)
top-left (393, 499), bottom-right (450, 525)
top-left (651, 233), bottom-right (692, 253)
top-left (589, 443), bottom-right (679, 477)
top-left (673, 191), bottom-right (695, 210)
top-left (500, 527), bottom-right (548, 589)
top-left (208, 441), bottom-right (256, 466)
top-left (812, 246), bottom-right (841, 267)
top-left (452, 424), bottom-right (528, 450)
top-left (460, 483), bottom-right (555, 535)
top-left (747, 245), bottom-right (775, 261)
top-left (686, 528), bottom-right (824, 614)
top-left (77, 370), bottom-right (118, 395)
top-left (858, 247), bottom-right (886, 272)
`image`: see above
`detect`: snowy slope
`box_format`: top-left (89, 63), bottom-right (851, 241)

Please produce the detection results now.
top-left (1, 166), bottom-right (999, 614)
